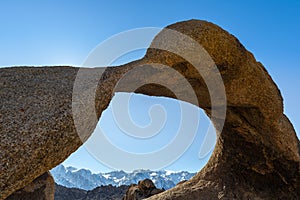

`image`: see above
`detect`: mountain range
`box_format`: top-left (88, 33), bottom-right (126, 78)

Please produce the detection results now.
top-left (50, 165), bottom-right (196, 191)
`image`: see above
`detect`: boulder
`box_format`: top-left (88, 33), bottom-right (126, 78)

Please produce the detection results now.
top-left (0, 19), bottom-right (299, 199)
top-left (5, 172), bottom-right (54, 200)
top-left (0, 66), bottom-right (82, 199)
top-left (123, 179), bottom-right (164, 200)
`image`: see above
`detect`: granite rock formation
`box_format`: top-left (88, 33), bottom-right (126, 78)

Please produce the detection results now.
top-left (5, 172), bottom-right (54, 200)
top-left (0, 19), bottom-right (299, 199)
top-left (123, 179), bottom-right (164, 200)
top-left (143, 20), bottom-right (300, 200)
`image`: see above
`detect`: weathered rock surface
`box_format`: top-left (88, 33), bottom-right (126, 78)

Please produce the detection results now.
top-left (143, 20), bottom-right (300, 200)
top-left (0, 19), bottom-right (299, 199)
top-left (123, 179), bottom-right (164, 200)
top-left (5, 172), bottom-right (54, 200)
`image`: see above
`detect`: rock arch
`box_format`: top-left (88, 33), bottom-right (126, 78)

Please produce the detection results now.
top-left (0, 20), bottom-right (299, 199)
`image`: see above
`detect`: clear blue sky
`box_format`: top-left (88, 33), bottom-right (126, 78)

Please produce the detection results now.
top-left (0, 0), bottom-right (299, 173)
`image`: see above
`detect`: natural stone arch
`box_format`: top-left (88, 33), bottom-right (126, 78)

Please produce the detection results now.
top-left (0, 20), bottom-right (299, 199)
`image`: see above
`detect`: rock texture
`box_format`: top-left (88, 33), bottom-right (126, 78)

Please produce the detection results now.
top-left (0, 19), bottom-right (299, 199)
top-left (0, 66), bottom-right (81, 199)
top-left (144, 20), bottom-right (300, 200)
top-left (5, 172), bottom-right (54, 200)
top-left (123, 179), bottom-right (164, 200)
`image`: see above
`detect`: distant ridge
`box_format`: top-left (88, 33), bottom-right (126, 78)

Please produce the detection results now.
top-left (50, 165), bottom-right (196, 191)
top-left (54, 183), bottom-right (128, 200)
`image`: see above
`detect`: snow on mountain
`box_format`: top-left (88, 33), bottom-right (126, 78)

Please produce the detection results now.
top-left (50, 165), bottom-right (196, 191)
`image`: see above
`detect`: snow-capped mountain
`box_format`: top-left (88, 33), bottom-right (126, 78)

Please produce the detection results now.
top-left (50, 165), bottom-right (196, 190)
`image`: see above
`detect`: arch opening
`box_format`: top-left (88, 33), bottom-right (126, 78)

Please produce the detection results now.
top-left (62, 92), bottom-right (217, 173)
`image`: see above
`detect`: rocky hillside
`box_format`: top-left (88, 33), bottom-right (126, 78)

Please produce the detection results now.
top-left (51, 165), bottom-right (195, 190)
top-left (54, 183), bottom-right (128, 200)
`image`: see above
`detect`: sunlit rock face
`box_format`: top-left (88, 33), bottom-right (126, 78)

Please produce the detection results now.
top-left (0, 20), bottom-right (299, 199)
top-left (144, 20), bottom-right (300, 200)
